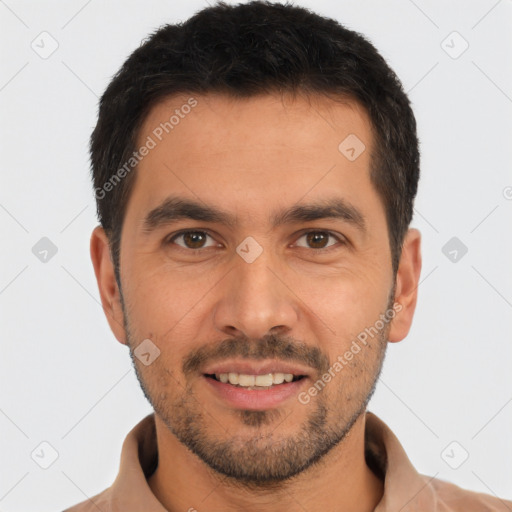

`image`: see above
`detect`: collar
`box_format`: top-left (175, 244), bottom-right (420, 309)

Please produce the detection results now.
top-left (104, 410), bottom-right (436, 511)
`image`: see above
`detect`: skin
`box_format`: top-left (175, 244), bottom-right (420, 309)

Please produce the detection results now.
top-left (91, 92), bottom-right (421, 512)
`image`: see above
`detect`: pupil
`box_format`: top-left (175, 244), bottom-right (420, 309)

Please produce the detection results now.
top-left (184, 232), bottom-right (205, 248)
top-left (307, 232), bottom-right (328, 248)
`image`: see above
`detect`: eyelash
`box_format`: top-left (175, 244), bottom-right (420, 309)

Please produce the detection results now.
top-left (166, 230), bottom-right (346, 253)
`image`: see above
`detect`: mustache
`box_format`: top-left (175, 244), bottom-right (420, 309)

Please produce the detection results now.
top-left (182, 333), bottom-right (330, 376)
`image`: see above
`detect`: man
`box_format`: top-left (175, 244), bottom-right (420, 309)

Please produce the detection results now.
top-left (64, 1), bottom-right (512, 510)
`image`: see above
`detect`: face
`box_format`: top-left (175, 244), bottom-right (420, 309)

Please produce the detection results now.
top-left (92, 92), bottom-right (419, 486)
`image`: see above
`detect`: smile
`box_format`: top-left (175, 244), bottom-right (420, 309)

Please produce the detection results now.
top-left (206, 372), bottom-right (305, 389)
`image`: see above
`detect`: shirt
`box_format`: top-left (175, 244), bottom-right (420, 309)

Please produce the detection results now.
top-left (63, 411), bottom-right (512, 511)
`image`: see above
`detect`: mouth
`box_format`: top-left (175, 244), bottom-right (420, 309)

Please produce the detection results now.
top-left (201, 361), bottom-right (311, 410)
top-left (204, 372), bottom-right (306, 390)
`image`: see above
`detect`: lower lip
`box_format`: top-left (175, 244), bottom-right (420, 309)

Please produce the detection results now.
top-left (204, 376), bottom-right (307, 410)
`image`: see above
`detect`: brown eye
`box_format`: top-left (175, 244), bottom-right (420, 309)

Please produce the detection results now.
top-left (170, 231), bottom-right (215, 249)
top-left (295, 231), bottom-right (342, 250)
top-left (306, 232), bottom-right (329, 248)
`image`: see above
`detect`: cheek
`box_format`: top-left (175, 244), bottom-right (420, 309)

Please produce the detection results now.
top-left (290, 262), bottom-right (390, 322)
top-left (122, 264), bottom-right (205, 331)
top-left (302, 280), bottom-right (390, 367)
top-left (122, 275), bottom-right (216, 375)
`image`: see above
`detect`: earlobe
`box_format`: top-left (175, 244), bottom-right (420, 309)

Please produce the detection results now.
top-left (388, 228), bottom-right (422, 343)
top-left (90, 226), bottom-right (127, 344)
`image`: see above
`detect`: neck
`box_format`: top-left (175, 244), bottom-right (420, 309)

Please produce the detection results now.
top-left (147, 411), bottom-right (384, 512)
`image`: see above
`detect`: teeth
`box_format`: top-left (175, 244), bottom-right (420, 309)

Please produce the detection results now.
top-left (215, 372), bottom-right (297, 387)
top-left (273, 373), bottom-right (285, 384)
top-left (255, 374), bottom-right (273, 387)
top-left (238, 374), bottom-right (255, 386)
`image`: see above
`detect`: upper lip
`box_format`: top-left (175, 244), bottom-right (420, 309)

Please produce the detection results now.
top-left (202, 359), bottom-right (312, 377)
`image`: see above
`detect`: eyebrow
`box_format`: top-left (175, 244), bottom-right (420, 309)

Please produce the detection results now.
top-left (142, 195), bottom-right (366, 234)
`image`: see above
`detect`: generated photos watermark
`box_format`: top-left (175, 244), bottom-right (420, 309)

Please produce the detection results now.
top-left (95, 97), bottom-right (198, 200)
top-left (298, 301), bottom-right (403, 405)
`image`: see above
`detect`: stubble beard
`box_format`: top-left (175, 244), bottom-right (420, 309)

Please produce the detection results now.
top-left (122, 297), bottom-right (389, 488)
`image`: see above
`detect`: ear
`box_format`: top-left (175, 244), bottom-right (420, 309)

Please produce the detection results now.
top-left (388, 228), bottom-right (422, 343)
top-left (90, 226), bottom-right (127, 344)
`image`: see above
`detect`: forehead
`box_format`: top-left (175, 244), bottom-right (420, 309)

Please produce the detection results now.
top-left (130, 92), bottom-right (380, 227)
top-left (138, 92), bottom-right (372, 159)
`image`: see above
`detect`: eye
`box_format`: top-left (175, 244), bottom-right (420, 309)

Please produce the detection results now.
top-left (294, 231), bottom-right (344, 250)
top-left (168, 230), bottom-right (218, 250)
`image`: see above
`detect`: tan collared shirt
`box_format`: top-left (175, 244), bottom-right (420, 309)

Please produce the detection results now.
top-left (63, 412), bottom-right (512, 511)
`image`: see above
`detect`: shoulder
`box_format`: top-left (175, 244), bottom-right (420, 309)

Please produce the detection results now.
top-left (425, 475), bottom-right (512, 511)
top-left (62, 487), bottom-right (111, 512)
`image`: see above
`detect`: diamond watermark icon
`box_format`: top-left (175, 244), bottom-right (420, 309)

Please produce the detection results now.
top-left (31, 31), bottom-right (59, 59)
top-left (441, 441), bottom-right (469, 469)
top-left (442, 237), bottom-right (468, 263)
top-left (338, 134), bottom-right (366, 162)
top-left (31, 441), bottom-right (59, 469)
top-left (441, 31), bottom-right (469, 60)
top-left (134, 338), bottom-right (161, 366)
top-left (236, 236), bottom-right (263, 263)
top-left (32, 237), bottom-right (58, 263)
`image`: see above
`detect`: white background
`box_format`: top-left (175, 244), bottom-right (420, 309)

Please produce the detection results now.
top-left (1, 1), bottom-right (511, 510)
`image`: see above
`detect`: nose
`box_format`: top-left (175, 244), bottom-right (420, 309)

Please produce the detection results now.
top-left (213, 249), bottom-right (299, 340)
